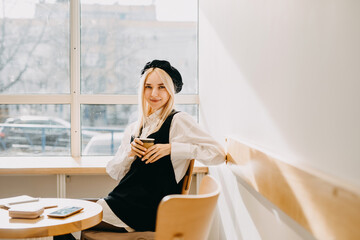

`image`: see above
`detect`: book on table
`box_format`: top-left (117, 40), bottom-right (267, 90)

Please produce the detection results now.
top-left (0, 195), bottom-right (39, 210)
top-left (8, 205), bottom-right (45, 219)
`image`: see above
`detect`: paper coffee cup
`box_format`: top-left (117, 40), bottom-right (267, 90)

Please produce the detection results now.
top-left (140, 138), bottom-right (155, 149)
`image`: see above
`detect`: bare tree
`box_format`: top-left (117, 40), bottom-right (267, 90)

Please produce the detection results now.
top-left (0, 1), bottom-right (49, 93)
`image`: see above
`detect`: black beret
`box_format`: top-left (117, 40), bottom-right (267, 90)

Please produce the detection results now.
top-left (141, 60), bottom-right (183, 93)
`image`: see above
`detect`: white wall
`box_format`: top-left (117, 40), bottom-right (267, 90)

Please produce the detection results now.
top-left (199, 0), bottom-right (360, 239)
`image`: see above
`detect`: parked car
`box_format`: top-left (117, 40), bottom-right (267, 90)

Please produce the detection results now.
top-left (0, 116), bottom-right (98, 150)
top-left (83, 132), bottom-right (123, 156)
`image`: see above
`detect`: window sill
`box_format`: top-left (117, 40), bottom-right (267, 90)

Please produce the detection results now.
top-left (0, 156), bottom-right (208, 175)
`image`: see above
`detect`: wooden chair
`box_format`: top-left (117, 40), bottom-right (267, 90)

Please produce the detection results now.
top-left (181, 159), bottom-right (195, 194)
top-left (81, 174), bottom-right (220, 240)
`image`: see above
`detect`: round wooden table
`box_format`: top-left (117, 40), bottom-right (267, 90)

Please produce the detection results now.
top-left (0, 198), bottom-right (102, 239)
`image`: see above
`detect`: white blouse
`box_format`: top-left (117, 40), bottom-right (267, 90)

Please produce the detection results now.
top-left (106, 110), bottom-right (226, 183)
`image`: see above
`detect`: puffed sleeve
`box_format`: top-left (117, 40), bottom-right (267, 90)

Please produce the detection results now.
top-left (170, 112), bottom-right (226, 182)
top-left (106, 122), bottom-right (137, 181)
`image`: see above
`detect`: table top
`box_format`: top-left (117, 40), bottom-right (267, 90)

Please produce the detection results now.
top-left (0, 198), bottom-right (102, 239)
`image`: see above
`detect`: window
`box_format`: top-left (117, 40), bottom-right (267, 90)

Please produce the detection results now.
top-left (0, 0), bottom-right (198, 157)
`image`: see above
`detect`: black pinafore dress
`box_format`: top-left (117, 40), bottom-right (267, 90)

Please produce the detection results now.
top-left (105, 110), bottom-right (182, 231)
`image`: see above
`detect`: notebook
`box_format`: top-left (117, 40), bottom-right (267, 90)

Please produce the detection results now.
top-left (0, 195), bottom-right (39, 210)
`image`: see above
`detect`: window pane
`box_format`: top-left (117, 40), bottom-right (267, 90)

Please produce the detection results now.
top-left (80, 0), bottom-right (198, 95)
top-left (175, 104), bottom-right (198, 122)
top-left (0, 1), bottom-right (69, 94)
top-left (81, 104), bottom-right (198, 156)
top-left (0, 105), bottom-right (70, 156)
top-left (81, 104), bottom-right (137, 156)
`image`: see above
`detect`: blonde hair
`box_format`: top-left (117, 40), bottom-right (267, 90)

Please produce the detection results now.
top-left (134, 68), bottom-right (175, 137)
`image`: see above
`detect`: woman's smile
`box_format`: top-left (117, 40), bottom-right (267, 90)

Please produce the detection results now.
top-left (149, 98), bottom-right (162, 103)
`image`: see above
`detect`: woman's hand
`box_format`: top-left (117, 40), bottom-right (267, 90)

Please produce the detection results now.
top-left (142, 144), bottom-right (171, 164)
top-left (128, 138), bottom-right (147, 158)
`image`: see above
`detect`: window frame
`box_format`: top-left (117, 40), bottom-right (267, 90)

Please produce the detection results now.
top-left (0, 0), bottom-right (199, 158)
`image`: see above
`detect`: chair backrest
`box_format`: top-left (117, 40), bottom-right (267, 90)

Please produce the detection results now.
top-left (181, 159), bottom-right (195, 195)
top-left (155, 175), bottom-right (220, 240)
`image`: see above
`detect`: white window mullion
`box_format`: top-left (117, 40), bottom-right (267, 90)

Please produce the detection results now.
top-left (70, 0), bottom-right (81, 157)
top-left (78, 95), bottom-right (199, 105)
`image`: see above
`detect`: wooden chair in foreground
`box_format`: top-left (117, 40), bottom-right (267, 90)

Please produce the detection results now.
top-left (81, 174), bottom-right (220, 240)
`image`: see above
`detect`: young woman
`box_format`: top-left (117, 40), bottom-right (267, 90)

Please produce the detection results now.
top-left (99, 60), bottom-right (225, 232)
top-left (55, 60), bottom-right (225, 239)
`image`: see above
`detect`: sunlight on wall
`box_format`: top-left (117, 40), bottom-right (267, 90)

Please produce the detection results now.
top-left (199, 14), bottom-right (302, 168)
top-left (210, 164), bottom-right (262, 240)
top-left (209, 165), bottom-right (311, 240)
top-left (275, 162), bottom-right (333, 240)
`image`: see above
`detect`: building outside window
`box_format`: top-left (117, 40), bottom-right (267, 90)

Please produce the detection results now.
top-left (0, 0), bottom-right (198, 157)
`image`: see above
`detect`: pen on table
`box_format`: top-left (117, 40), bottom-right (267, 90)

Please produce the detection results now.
top-left (44, 205), bottom-right (58, 209)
